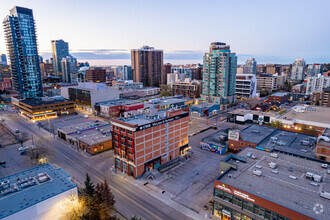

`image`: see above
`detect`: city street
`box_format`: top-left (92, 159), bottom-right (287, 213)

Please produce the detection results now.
top-left (0, 111), bottom-right (192, 220)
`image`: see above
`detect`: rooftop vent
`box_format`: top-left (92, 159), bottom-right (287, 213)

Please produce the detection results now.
top-left (320, 191), bottom-right (330, 200)
top-left (289, 175), bottom-right (297, 180)
top-left (269, 162), bottom-right (277, 169)
top-left (270, 153), bottom-right (278, 158)
top-left (256, 165), bottom-right (262, 169)
top-left (252, 130), bottom-right (260, 134)
top-left (253, 170), bottom-right (262, 176)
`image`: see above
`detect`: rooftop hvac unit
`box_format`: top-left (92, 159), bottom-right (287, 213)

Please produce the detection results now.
top-left (270, 153), bottom-right (278, 158)
top-left (320, 191), bottom-right (330, 200)
top-left (313, 174), bottom-right (322, 182)
top-left (271, 170), bottom-right (278, 174)
top-left (300, 149), bottom-right (308, 153)
top-left (256, 165), bottom-right (262, 169)
top-left (328, 169), bottom-right (330, 174)
top-left (310, 182), bottom-right (319, 187)
top-left (306, 172), bottom-right (314, 180)
top-left (289, 175), bottom-right (297, 180)
top-left (253, 170), bottom-right (262, 176)
top-left (271, 137), bottom-right (278, 142)
top-left (300, 140), bottom-right (310, 146)
top-left (269, 162), bottom-right (277, 169)
top-left (252, 130), bottom-right (260, 134)
top-left (247, 152), bottom-right (252, 158)
top-left (251, 155), bottom-right (256, 159)
top-left (321, 164), bottom-right (328, 169)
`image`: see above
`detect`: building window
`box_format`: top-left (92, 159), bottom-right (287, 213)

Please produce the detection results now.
top-left (243, 201), bottom-right (253, 212)
top-left (223, 192), bottom-right (232, 203)
top-left (94, 148), bottom-right (98, 152)
top-left (123, 162), bottom-right (127, 172)
top-left (321, 148), bottom-right (326, 154)
top-left (214, 188), bottom-right (224, 199)
top-left (232, 196), bottom-right (243, 208)
top-left (254, 205), bottom-right (265, 217)
top-left (130, 165), bottom-right (134, 176)
top-left (115, 158), bottom-right (121, 168)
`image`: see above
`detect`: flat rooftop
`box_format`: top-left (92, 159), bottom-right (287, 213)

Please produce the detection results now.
top-left (72, 125), bottom-right (112, 146)
top-left (228, 109), bottom-right (279, 118)
top-left (270, 92), bottom-right (288, 97)
top-left (58, 120), bottom-right (110, 134)
top-left (0, 164), bottom-right (76, 219)
top-left (217, 147), bottom-right (330, 220)
top-left (257, 129), bottom-right (316, 159)
top-left (239, 124), bottom-right (277, 144)
top-left (278, 105), bottom-right (330, 127)
top-left (192, 103), bottom-right (219, 109)
top-left (97, 99), bottom-right (141, 107)
top-left (201, 129), bottom-right (230, 146)
top-left (19, 97), bottom-right (72, 106)
top-left (115, 110), bottom-right (188, 126)
top-left (318, 128), bottom-right (330, 147)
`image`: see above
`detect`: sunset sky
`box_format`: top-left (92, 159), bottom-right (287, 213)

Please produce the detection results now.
top-left (0, 0), bottom-right (329, 65)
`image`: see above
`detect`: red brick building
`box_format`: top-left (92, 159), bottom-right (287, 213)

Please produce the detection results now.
top-left (111, 109), bottom-right (189, 179)
top-left (267, 92), bottom-right (288, 104)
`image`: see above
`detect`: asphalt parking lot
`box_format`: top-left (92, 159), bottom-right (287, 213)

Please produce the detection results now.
top-left (146, 121), bottom-right (249, 213)
top-left (38, 114), bottom-right (103, 134)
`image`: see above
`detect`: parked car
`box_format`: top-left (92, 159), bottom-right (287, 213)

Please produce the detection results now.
top-left (0, 161), bottom-right (6, 165)
top-left (18, 146), bottom-right (28, 151)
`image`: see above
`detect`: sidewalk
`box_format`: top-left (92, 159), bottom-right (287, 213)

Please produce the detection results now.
top-left (112, 171), bottom-right (208, 220)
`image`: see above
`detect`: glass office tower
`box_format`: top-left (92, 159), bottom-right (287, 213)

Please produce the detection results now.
top-left (51, 39), bottom-right (69, 74)
top-left (3, 6), bottom-right (43, 98)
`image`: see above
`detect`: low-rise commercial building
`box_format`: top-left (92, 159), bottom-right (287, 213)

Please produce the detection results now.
top-left (256, 74), bottom-right (278, 91)
top-left (227, 124), bottom-right (317, 160)
top-left (19, 96), bottom-right (74, 121)
top-left (316, 128), bottom-right (330, 162)
top-left (236, 74), bottom-right (257, 99)
top-left (267, 92), bottom-right (288, 104)
top-left (171, 81), bottom-right (202, 99)
top-left (200, 129), bottom-right (230, 154)
top-left (60, 82), bottom-right (120, 113)
top-left (213, 147), bottom-right (329, 220)
top-left (190, 103), bottom-right (220, 117)
top-left (57, 120), bottom-right (112, 154)
top-left (111, 109), bottom-right (189, 179)
top-left (95, 99), bottom-right (144, 118)
top-left (145, 96), bottom-right (192, 111)
top-left (0, 164), bottom-right (77, 220)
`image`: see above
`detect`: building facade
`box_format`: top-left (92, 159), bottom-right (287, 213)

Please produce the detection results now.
top-left (131, 46), bottom-right (163, 87)
top-left (201, 42), bottom-right (237, 107)
top-left (305, 76), bottom-right (330, 95)
top-left (61, 55), bottom-right (77, 83)
top-left (290, 58), bottom-right (306, 81)
top-left (111, 109), bottom-right (189, 179)
top-left (163, 63), bottom-right (172, 85)
top-left (235, 74), bottom-right (257, 99)
top-left (86, 67), bottom-right (106, 82)
top-left (19, 97), bottom-right (74, 121)
top-left (51, 39), bottom-right (69, 74)
top-left (0, 54), bottom-right (7, 65)
top-left (171, 81), bottom-right (202, 99)
top-left (306, 63), bottom-right (323, 77)
top-left (243, 58), bottom-right (256, 74)
top-left (3, 6), bottom-right (43, 99)
top-left (311, 87), bottom-right (330, 107)
top-left (256, 74), bottom-right (278, 91)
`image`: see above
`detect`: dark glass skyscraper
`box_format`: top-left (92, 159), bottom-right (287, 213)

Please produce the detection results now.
top-left (3, 6), bottom-right (43, 98)
top-left (51, 39), bottom-right (69, 74)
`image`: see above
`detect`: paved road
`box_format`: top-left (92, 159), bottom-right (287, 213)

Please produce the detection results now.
top-left (1, 112), bottom-right (192, 220)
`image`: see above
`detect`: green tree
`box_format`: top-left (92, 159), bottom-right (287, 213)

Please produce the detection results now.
top-left (95, 179), bottom-right (116, 219)
top-left (83, 173), bottom-right (95, 198)
top-left (159, 91), bottom-right (172, 97)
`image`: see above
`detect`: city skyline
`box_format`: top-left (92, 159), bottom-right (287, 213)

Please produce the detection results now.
top-left (0, 0), bottom-right (330, 66)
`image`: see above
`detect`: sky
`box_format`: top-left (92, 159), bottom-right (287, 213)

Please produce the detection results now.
top-left (0, 0), bottom-right (329, 65)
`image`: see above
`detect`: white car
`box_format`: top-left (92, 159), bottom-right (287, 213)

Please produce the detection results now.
top-left (18, 146), bottom-right (28, 151)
